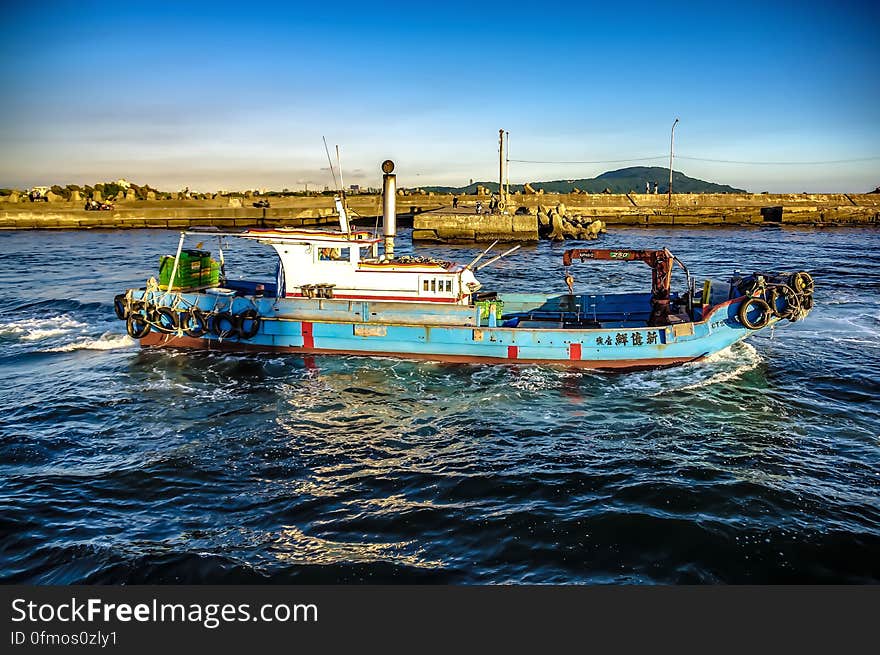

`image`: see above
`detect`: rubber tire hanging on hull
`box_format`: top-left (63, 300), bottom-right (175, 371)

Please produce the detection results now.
top-left (236, 309), bottom-right (261, 339)
top-left (766, 286), bottom-right (799, 320)
top-left (738, 297), bottom-right (772, 329)
top-left (154, 306), bottom-right (180, 333)
top-left (211, 312), bottom-right (237, 339)
top-left (113, 294), bottom-right (128, 320)
top-left (789, 271), bottom-right (814, 296)
top-left (126, 313), bottom-right (151, 339)
top-left (181, 309), bottom-right (207, 337)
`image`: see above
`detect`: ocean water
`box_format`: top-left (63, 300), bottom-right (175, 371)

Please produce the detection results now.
top-left (0, 226), bottom-right (877, 584)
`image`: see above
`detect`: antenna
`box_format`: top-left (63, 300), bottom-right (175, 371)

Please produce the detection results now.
top-left (476, 245), bottom-right (521, 271)
top-left (336, 145), bottom-right (345, 192)
top-left (466, 240), bottom-right (498, 269)
top-left (323, 136), bottom-right (339, 190)
top-left (324, 140), bottom-right (349, 234)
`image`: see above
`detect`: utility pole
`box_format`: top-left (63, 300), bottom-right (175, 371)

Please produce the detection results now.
top-left (498, 128), bottom-right (505, 212)
top-left (505, 130), bottom-right (510, 209)
top-left (668, 117), bottom-right (679, 206)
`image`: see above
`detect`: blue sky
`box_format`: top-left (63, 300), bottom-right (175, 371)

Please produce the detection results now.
top-left (1, 0), bottom-right (878, 192)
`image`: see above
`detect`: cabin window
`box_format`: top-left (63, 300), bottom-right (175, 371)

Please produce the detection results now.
top-left (319, 247), bottom-right (349, 262)
top-left (423, 280), bottom-right (429, 291)
top-left (445, 280), bottom-right (452, 292)
top-left (431, 279), bottom-right (436, 292)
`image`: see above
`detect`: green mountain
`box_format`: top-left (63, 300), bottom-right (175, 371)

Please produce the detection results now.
top-left (419, 166), bottom-right (745, 194)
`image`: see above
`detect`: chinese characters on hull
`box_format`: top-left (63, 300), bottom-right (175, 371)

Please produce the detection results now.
top-left (595, 331), bottom-right (659, 347)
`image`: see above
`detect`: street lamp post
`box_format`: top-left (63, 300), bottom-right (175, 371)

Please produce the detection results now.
top-left (505, 130), bottom-right (510, 210)
top-left (668, 117), bottom-right (679, 206)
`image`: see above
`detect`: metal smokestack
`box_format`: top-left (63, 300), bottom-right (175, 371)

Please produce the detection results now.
top-left (381, 159), bottom-right (397, 259)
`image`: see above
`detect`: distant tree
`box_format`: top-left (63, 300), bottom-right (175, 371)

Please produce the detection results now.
top-left (50, 184), bottom-right (70, 199)
top-left (102, 182), bottom-right (122, 198)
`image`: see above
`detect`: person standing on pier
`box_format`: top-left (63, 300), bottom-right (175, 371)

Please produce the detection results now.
top-left (452, 195), bottom-right (459, 209)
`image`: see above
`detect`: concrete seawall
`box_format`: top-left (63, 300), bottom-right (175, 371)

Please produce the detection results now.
top-left (412, 213), bottom-right (540, 242)
top-left (413, 193), bottom-right (880, 241)
top-left (1, 193), bottom-right (878, 235)
top-left (0, 195), bottom-right (441, 230)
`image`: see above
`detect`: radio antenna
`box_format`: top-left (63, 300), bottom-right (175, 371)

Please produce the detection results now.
top-left (336, 145), bottom-right (345, 192)
top-left (466, 240), bottom-right (498, 269)
top-left (323, 136), bottom-right (339, 190)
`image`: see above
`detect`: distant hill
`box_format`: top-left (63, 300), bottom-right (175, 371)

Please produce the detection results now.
top-left (420, 166), bottom-right (746, 195)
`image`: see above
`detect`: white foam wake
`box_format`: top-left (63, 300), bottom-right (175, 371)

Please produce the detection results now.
top-left (654, 342), bottom-right (762, 394)
top-left (46, 332), bottom-right (136, 352)
top-left (0, 315), bottom-right (88, 341)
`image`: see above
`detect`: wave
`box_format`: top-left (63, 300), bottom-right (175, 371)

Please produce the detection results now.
top-left (616, 342), bottom-right (765, 397)
top-left (507, 366), bottom-right (581, 393)
top-left (0, 315), bottom-right (88, 341)
top-left (664, 342), bottom-right (762, 393)
top-left (10, 298), bottom-right (106, 314)
top-left (44, 332), bottom-right (136, 352)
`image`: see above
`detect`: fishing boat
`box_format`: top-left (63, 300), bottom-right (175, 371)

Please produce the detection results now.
top-left (113, 161), bottom-right (814, 371)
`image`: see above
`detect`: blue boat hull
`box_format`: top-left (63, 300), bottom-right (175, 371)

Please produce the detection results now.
top-left (131, 289), bottom-right (775, 370)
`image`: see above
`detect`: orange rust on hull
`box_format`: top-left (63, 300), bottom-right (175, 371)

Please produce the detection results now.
top-left (139, 332), bottom-right (702, 371)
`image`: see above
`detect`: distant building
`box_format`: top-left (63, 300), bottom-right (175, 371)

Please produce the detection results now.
top-left (116, 178), bottom-right (131, 189)
top-left (349, 184), bottom-right (360, 194)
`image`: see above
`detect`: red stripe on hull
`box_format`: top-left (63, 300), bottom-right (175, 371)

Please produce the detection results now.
top-left (569, 343), bottom-right (582, 360)
top-left (301, 322), bottom-right (314, 349)
top-left (138, 332), bottom-right (702, 371)
top-left (286, 292), bottom-right (459, 303)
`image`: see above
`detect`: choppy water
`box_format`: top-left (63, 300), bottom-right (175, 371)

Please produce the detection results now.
top-left (1, 226), bottom-right (878, 584)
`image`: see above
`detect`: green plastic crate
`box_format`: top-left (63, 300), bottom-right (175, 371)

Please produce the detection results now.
top-left (476, 299), bottom-right (504, 320)
top-left (199, 260), bottom-right (220, 287)
top-left (159, 254), bottom-right (203, 289)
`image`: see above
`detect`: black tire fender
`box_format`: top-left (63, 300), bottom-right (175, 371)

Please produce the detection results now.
top-left (738, 297), bottom-right (772, 330)
top-left (154, 306), bottom-right (180, 333)
top-left (789, 271), bottom-right (814, 296)
top-left (210, 311), bottom-right (237, 338)
top-left (182, 308), bottom-right (207, 337)
top-left (236, 309), bottom-right (261, 339)
top-left (113, 294), bottom-right (128, 320)
top-left (126, 313), bottom-right (151, 339)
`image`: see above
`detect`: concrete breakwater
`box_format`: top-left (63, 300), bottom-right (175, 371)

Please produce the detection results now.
top-left (1, 193), bottom-right (877, 235)
top-left (0, 196), bottom-right (368, 230)
top-left (0, 194), bottom-right (442, 230)
top-left (413, 193), bottom-right (880, 242)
